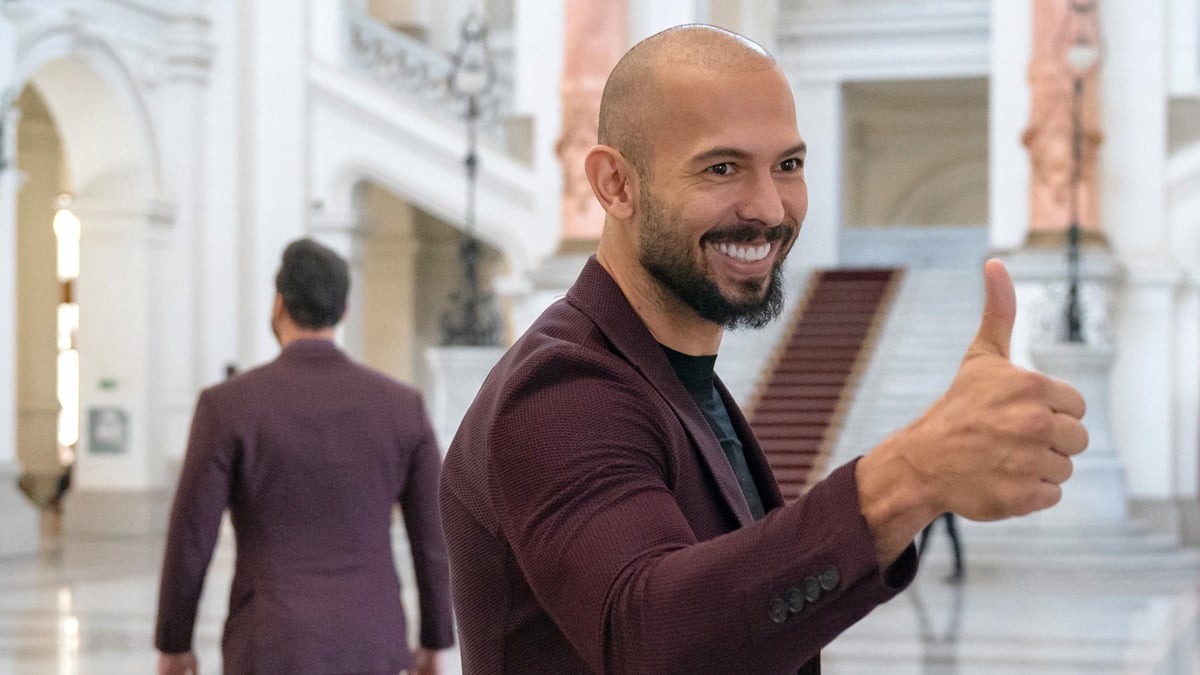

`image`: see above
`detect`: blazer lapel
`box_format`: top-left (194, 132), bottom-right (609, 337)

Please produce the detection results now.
top-left (566, 257), bottom-right (757, 528)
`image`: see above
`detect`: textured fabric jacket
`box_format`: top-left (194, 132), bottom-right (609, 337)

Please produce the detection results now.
top-left (440, 257), bottom-right (915, 674)
top-left (156, 339), bottom-right (454, 675)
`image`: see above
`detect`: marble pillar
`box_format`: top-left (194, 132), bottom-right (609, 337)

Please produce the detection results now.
top-left (1021, 0), bottom-right (1101, 242)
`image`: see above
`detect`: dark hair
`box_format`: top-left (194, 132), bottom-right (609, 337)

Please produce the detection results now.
top-left (274, 238), bottom-right (350, 329)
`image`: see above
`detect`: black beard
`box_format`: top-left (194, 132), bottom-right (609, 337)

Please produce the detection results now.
top-left (642, 251), bottom-right (785, 329)
top-left (638, 193), bottom-right (789, 330)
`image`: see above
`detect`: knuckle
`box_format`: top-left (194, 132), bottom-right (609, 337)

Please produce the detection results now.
top-left (1015, 369), bottom-right (1048, 397)
top-left (1060, 456), bottom-right (1075, 482)
top-left (1021, 408), bottom-right (1054, 438)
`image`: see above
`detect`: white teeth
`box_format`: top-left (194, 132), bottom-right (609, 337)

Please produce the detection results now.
top-left (715, 242), bottom-right (770, 262)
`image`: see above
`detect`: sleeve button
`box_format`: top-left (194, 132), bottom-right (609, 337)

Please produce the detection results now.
top-left (803, 577), bottom-right (822, 603)
top-left (819, 565), bottom-right (840, 591)
top-left (768, 597), bottom-right (789, 623)
top-left (784, 587), bottom-right (805, 613)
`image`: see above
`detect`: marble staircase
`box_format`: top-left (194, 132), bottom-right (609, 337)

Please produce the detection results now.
top-left (747, 268), bottom-right (900, 500)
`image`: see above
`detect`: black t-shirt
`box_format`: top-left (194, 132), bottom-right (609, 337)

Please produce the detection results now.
top-left (662, 346), bottom-right (766, 520)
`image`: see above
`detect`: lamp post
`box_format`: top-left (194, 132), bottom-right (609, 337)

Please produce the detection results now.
top-left (1062, 0), bottom-right (1100, 344)
top-left (440, 13), bottom-right (502, 346)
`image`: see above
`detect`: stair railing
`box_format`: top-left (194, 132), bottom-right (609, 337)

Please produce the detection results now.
top-left (342, 5), bottom-right (512, 149)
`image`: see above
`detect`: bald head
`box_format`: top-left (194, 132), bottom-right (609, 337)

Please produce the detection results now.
top-left (597, 25), bottom-right (777, 178)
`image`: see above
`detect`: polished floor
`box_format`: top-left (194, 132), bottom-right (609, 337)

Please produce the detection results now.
top-left (2, 523), bottom-right (1200, 674)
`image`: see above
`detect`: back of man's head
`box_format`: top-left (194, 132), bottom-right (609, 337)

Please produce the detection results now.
top-left (275, 238), bottom-right (350, 329)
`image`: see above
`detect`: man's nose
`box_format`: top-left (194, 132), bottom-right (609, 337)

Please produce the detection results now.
top-left (736, 170), bottom-right (786, 227)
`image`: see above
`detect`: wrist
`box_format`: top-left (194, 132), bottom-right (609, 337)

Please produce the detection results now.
top-left (856, 435), bottom-right (941, 567)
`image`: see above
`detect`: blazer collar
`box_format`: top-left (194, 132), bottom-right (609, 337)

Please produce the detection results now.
top-left (566, 256), bottom-right (768, 526)
top-left (277, 338), bottom-right (347, 362)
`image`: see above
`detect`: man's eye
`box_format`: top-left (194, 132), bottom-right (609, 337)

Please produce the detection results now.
top-left (708, 163), bottom-right (731, 176)
top-left (780, 158), bottom-right (803, 172)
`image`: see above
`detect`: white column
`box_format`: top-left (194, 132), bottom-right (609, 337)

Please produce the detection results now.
top-left (240, 0), bottom-right (309, 368)
top-left (1169, 0), bottom-right (1200, 96)
top-left (512, 0), bottom-right (564, 252)
top-left (789, 79), bottom-right (841, 269)
top-left (0, 108), bottom-right (19, 472)
top-left (159, 16), bottom-right (212, 471)
top-left (1176, 278), bottom-right (1200, 503)
top-left (1100, 1), bottom-right (1167, 256)
top-left (198, 0), bottom-right (241, 384)
top-left (988, 0), bottom-right (1033, 251)
top-left (1099, 1), bottom-right (1177, 504)
top-left (0, 74), bottom-right (39, 556)
top-left (0, 24), bottom-right (18, 476)
top-left (311, 0), bottom-right (343, 64)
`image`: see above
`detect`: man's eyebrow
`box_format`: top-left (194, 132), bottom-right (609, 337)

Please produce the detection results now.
top-left (689, 142), bottom-right (808, 166)
top-left (690, 147), bottom-right (752, 165)
top-left (783, 142), bottom-right (807, 159)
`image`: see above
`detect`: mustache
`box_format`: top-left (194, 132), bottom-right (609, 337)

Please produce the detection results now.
top-left (701, 221), bottom-right (794, 245)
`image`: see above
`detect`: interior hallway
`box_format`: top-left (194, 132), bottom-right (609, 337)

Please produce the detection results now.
top-left (2, 525), bottom-right (1199, 674)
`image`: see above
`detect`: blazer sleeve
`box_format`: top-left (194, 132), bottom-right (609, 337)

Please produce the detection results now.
top-left (489, 350), bottom-right (914, 674)
top-left (154, 389), bottom-right (236, 653)
top-left (399, 395), bottom-right (455, 650)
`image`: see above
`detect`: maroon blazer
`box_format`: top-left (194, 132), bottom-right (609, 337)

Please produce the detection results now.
top-left (156, 339), bottom-right (454, 675)
top-left (440, 257), bottom-right (915, 674)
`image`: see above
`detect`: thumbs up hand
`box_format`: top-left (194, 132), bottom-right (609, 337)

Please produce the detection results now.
top-left (855, 260), bottom-right (1089, 564)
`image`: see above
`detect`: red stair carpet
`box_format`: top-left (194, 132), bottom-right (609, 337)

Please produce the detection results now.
top-left (747, 268), bottom-right (901, 502)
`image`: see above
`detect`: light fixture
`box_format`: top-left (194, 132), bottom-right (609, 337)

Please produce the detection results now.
top-left (1061, 0), bottom-right (1100, 344)
top-left (440, 12), bottom-right (502, 346)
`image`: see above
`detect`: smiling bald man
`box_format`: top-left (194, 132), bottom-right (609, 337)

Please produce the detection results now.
top-left (439, 24), bottom-right (1087, 675)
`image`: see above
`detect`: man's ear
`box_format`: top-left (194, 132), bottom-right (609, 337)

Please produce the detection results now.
top-left (584, 145), bottom-right (637, 220)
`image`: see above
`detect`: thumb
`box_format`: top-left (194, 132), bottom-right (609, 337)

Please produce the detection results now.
top-left (970, 258), bottom-right (1016, 359)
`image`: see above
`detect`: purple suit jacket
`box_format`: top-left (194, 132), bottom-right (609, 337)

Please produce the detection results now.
top-left (156, 340), bottom-right (454, 675)
top-left (440, 257), bottom-right (915, 674)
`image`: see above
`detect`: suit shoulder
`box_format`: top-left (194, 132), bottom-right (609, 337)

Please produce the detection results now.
top-left (490, 302), bottom-right (646, 406)
top-left (346, 360), bottom-right (424, 400)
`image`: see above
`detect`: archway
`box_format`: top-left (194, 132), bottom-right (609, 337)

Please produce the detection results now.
top-left (14, 84), bottom-right (74, 533)
top-left (8, 36), bottom-right (169, 535)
